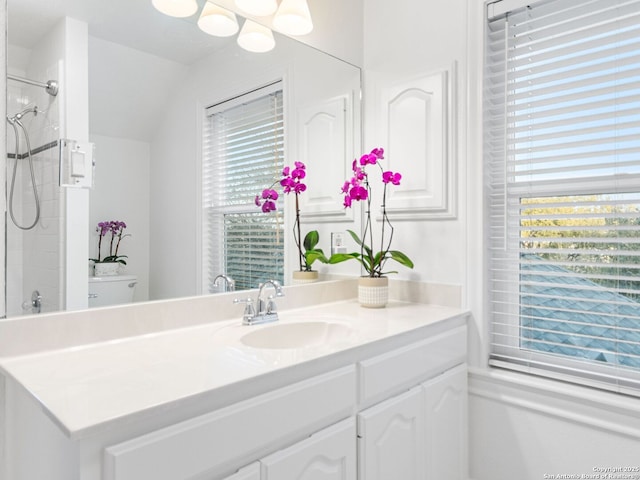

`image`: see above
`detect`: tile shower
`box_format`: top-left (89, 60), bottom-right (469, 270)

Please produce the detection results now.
top-left (6, 63), bottom-right (63, 316)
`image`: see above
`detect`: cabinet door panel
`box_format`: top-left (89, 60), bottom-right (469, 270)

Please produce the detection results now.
top-left (260, 418), bottom-right (356, 480)
top-left (423, 364), bottom-right (467, 480)
top-left (357, 387), bottom-right (425, 480)
top-left (219, 463), bottom-right (260, 480)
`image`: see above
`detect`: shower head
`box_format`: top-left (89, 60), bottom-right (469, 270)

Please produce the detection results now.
top-left (6, 105), bottom-right (39, 125)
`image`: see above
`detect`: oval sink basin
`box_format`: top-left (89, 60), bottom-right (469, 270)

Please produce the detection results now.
top-left (240, 321), bottom-right (352, 349)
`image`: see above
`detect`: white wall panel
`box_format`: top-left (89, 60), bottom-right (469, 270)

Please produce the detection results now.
top-left (298, 95), bottom-right (354, 222)
top-left (375, 68), bottom-right (456, 219)
top-left (469, 370), bottom-right (640, 480)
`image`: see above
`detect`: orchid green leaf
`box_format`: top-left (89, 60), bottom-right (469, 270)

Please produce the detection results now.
top-left (328, 252), bottom-right (359, 264)
top-left (389, 250), bottom-right (414, 268)
top-left (305, 249), bottom-right (328, 266)
top-left (303, 230), bottom-right (319, 251)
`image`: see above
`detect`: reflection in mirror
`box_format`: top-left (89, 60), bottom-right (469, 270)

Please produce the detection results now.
top-left (5, 0), bottom-right (361, 318)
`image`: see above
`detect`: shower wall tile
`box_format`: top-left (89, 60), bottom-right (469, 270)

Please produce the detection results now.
top-left (6, 68), bottom-right (62, 316)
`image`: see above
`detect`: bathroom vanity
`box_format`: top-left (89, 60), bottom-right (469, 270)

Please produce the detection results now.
top-left (0, 281), bottom-right (468, 480)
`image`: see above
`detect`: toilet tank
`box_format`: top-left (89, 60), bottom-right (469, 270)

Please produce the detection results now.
top-left (88, 274), bottom-right (137, 308)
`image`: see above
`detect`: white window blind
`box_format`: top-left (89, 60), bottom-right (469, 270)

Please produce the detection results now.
top-left (202, 82), bottom-right (284, 291)
top-left (485, 0), bottom-right (640, 395)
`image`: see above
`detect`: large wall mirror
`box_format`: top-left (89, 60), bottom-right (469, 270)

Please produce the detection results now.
top-left (5, 0), bottom-right (362, 317)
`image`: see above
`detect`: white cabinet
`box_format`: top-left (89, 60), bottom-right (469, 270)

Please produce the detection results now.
top-left (358, 365), bottom-right (467, 480)
top-left (357, 387), bottom-right (425, 480)
top-left (2, 313), bottom-right (468, 480)
top-left (226, 364), bottom-right (466, 480)
top-left (424, 364), bottom-right (467, 480)
top-left (357, 326), bottom-right (467, 408)
top-left (102, 327), bottom-right (466, 480)
top-left (220, 464), bottom-right (260, 480)
top-left (260, 418), bottom-right (356, 480)
top-left (357, 324), bottom-right (468, 480)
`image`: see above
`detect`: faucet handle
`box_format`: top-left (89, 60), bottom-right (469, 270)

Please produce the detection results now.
top-left (233, 297), bottom-right (256, 323)
top-left (266, 295), bottom-right (278, 314)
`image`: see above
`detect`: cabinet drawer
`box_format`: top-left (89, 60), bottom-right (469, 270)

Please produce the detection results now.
top-left (104, 366), bottom-right (356, 480)
top-left (358, 325), bottom-right (466, 407)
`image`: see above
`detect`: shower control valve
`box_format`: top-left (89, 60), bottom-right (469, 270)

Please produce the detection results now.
top-left (21, 290), bottom-right (42, 314)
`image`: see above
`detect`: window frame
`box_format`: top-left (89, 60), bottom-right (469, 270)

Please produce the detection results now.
top-left (200, 81), bottom-right (287, 292)
top-left (484, 0), bottom-right (640, 395)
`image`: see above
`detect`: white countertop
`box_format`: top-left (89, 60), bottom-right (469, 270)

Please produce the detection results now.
top-left (0, 298), bottom-right (466, 439)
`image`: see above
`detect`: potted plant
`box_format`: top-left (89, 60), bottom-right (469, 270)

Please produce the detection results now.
top-left (329, 147), bottom-right (414, 307)
top-left (89, 220), bottom-right (130, 276)
top-left (255, 161), bottom-right (329, 283)
top-left (295, 229), bottom-right (330, 283)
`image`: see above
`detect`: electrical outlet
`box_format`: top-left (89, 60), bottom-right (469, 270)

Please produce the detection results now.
top-left (331, 232), bottom-right (347, 255)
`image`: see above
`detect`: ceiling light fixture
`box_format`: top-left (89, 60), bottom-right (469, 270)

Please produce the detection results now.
top-left (197, 3), bottom-right (240, 37)
top-left (273, 0), bottom-right (313, 36)
top-left (237, 19), bottom-right (276, 53)
top-left (234, 0), bottom-right (278, 17)
top-left (151, 0), bottom-right (198, 18)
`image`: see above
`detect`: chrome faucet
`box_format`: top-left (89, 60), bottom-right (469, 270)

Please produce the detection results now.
top-left (213, 274), bottom-right (235, 292)
top-left (234, 279), bottom-right (284, 325)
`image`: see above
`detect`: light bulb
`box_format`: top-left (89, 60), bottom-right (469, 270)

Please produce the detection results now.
top-left (237, 19), bottom-right (276, 53)
top-left (234, 0), bottom-right (278, 17)
top-left (198, 2), bottom-right (239, 37)
top-left (151, 0), bottom-right (198, 18)
top-left (273, 0), bottom-right (313, 36)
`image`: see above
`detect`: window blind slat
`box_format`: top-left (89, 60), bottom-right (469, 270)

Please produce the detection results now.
top-left (485, 0), bottom-right (640, 395)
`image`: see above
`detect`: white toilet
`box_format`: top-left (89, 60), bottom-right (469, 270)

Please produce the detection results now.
top-left (88, 274), bottom-right (137, 308)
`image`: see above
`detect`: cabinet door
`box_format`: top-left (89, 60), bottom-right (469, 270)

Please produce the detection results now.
top-left (217, 463), bottom-right (260, 480)
top-left (423, 364), bottom-right (468, 480)
top-left (357, 386), bottom-right (425, 480)
top-left (260, 418), bottom-right (356, 480)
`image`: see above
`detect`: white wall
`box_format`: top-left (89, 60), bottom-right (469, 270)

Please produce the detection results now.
top-left (88, 36), bottom-right (188, 142)
top-left (89, 134), bottom-right (150, 302)
top-left (469, 369), bottom-right (640, 480)
top-left (363, 0), bottom-right (469, 287)
top-left (86, 37), bottom-right (187, 304)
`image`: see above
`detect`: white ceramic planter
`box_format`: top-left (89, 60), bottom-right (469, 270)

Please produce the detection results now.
top-left (292, 270), bottom-right (319, 285)
top-left (94, 262), bottom-right (120, 276)
top-left (358, 276), bottom-right (389, 308)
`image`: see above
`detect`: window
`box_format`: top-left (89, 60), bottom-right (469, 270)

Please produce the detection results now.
top-left (485, 0), bottom-right (640, 394)
top-left (202, 82), bottom-right (285, 291)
